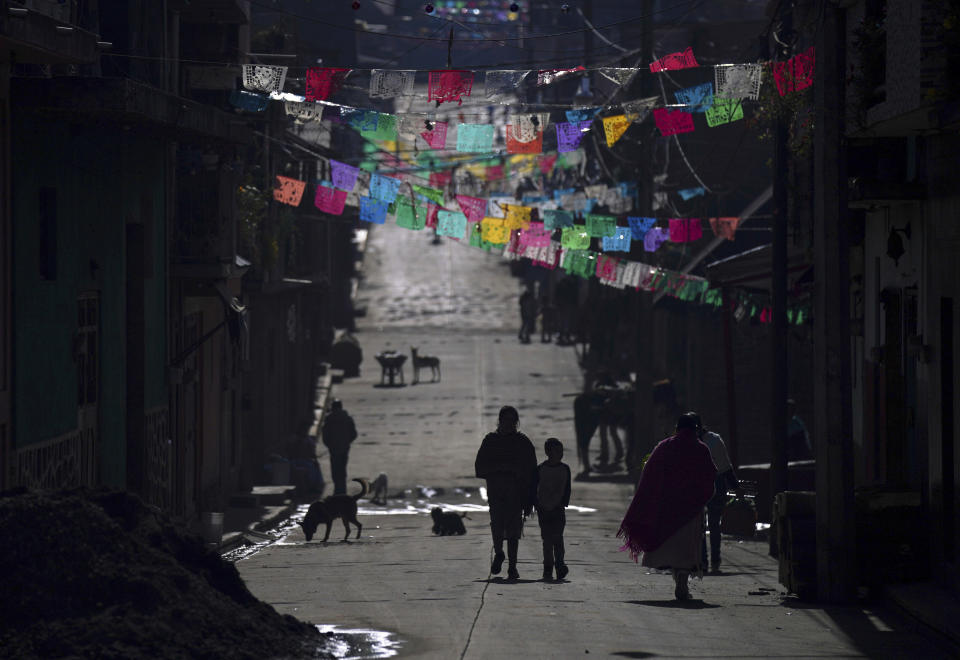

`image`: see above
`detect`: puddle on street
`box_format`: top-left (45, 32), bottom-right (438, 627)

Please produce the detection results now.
top-left (312, 625), bottom-right (401, 659)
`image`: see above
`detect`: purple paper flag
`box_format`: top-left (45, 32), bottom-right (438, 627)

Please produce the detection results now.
top-left (330, 159), bottom-right (360, 191)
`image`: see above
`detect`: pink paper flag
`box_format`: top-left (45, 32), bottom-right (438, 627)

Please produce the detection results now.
top-left (428, 70), bottom-right (474, 105)
top-left (420, 121), bottom-right (448, 149)
top-left (429, 170), bottom-right (452, 189)
top-left (425, 203), bottom-right (440, 229)
top-left (653, 108), bottom-right (695, 136)
top-left (305, 67), bottom-right (350, 102)
top-left (649, 47), bottom-right (698, 73)
top-left (273, 176), bottom-right (306, 207)
top-left (772, 46), bottom-right (815, 96)
top-left (687, 218), bottom-right (703, 241)
top-left (538, 154), bottom-right (558, 175)
top-left (669, 218), bottom-right (702, 242)
top-left (456, 194), bottom-right (487, 224)
top-left (519, 222), bottom-right (551, 248)
top-left (486, 165), bottom-right (504, 180)
top-left (314, 184), bottom-right (347, 215)
top-left (596, 255), bottom-right (620, 282)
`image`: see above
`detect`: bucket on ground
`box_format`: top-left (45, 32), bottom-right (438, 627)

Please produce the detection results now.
top-left (202, 511), bottom-right (224, 547)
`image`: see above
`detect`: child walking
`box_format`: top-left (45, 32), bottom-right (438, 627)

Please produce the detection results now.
top-left (537, 437), bottom-right (572, 581)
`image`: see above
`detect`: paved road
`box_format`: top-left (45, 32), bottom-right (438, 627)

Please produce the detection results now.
top-left (237, 223), bottom-right (949, 659)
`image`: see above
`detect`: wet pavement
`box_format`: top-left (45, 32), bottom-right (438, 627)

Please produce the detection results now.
top-left (235, 222), bottom-right (953, 659)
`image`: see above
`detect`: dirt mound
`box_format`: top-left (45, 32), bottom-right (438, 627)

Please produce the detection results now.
top-left (0, 487), bottom-right (327, 659)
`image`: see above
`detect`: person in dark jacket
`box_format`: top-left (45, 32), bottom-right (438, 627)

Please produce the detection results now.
top-left (475, 405), bottom-right (538, 580)
top-left (322, 399), bottom-right (358, 495)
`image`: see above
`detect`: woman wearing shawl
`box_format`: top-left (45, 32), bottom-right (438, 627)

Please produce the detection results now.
top-left (617, 412), bottom-right (717, 600)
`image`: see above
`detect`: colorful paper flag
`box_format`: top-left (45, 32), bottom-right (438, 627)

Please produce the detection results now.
top-left (425, 203), bottom-right (440, 229)
top-left (456, 195), bottom-right (487, 224)
top-left (456, 124), bottom-right (495, 152)
top-left (229, 90), bottom-right (268, 112)
top-left (519, 222), bottom-right (551, 248)
top-left (675, 82), bottom-right (714, 112)
top-left (437, 210), bottom-right (468, 239)
top-left (602, 114), bottom-right (634, 147)
top-left (556, 121), bottom-right (592, 152)
top-left (412, 184), bottom-right (444, 206)
top-left (315, 183), bottom-right (347, 215)
top-left (330, 160), bottom-right (360, 191)
top-left (653, 108), bottom-right (695, 136)
top-left (395, 197), bottom-right (426, 231)
top-left (273, 176), bottom-right (306, 206)
top-left (506, 125), bottom-right (543, 154)
top-left (772, 47), bottom-right (815, 96)
top-left (305, 67), bottom-right (350, 102)
top-left (643, 226), bottom-right (670, 251)
top-left (585, 214), bottom-right (617, 238)
top-left (668, 218), bottom-right (703, 242)
top-left (678, 187), bottom-right (706, 201)
top-left (561, 226), bottom-right (590, 250)
top-left (504, 204), bottom-right (532, 230)
top-left (601, 227), bottom-right (631, 252)
top-left (627, 216), bottom-right (656, 240)
top-left (369, 173), bottom-right (401, 203)
top-left (650, 47), bottom-right (698, 72)
top-left (481, 217), bottom-right (510, 244)
top-left (596, 254), bottom-right (620, 282)
top-left (359, 196), bottom-right (389, 224)
top-left (705, 97), bottom-right (744, 127)
top-left (543, 209), bottom-right (574, 230)
top-left (420, 121), bottom-right (449, 150)
top-left (709, 216), bottom-right (740, 240)
top-left (428, 69), bottom-right (474, 105)
top-left (538, 154), bottom-right (558, 175)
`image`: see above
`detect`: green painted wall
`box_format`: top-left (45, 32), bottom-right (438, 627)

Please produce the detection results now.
top-left (12, 116), bottom-right (167, 488)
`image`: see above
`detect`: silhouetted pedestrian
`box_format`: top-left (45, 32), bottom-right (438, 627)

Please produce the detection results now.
top-left (617, 412), bottom-right (716, 600)
top-left (322, 399), bottom-right (358, 495)
top-left (691, 414), bottom-right (739, 573)
top-left (537, 438), bottom-right (571, 581)
top-left (475, 406), bottom-right (538, 580)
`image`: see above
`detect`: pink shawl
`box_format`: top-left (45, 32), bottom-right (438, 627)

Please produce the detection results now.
top-left (617, 428), bottom-right (717, 561)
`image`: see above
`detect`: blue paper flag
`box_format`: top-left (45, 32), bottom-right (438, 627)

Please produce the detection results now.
top-left (674, 82), bottom-right (714, 113)
top-left (229, 90), bottom-right (268, 112)
top-left (628, 216), bottom-right (657, 240)
top-left (602, 227), bottom-right (632, 252)
top-left (678, 187), bottom-right (706, 200)
top-left (553, 188), bottom-right (576, 202)
top-left (565, 107), bottom-right (601, 123)
top-left (369, 173), bottom-right (401, 203)
top-left (360, 196), bottom-right (389, 224)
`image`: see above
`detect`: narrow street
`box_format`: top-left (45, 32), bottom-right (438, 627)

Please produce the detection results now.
top-left (236, 223), bottom-right (948, 659)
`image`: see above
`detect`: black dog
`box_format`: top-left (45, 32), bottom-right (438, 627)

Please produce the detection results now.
top-left (299, 478), bottom-right (368, 542)
top-left (430, 507), bottom-right (467, 536)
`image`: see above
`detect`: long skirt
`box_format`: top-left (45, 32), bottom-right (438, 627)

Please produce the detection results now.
top-left (641, 510), bottom-right (705, 574)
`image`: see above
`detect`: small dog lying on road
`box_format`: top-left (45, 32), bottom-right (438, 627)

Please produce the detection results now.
top-left (370, 473), bottom-right (389, 505)
top-left (299, 478), bottom-right (369, 542)
top-left (431, 507), bottom-right (468, 536)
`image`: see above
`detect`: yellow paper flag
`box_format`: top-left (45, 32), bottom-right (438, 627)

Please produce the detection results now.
top-left (602, 114), bottom-right (637, 147)
top-left (481, 217), bottom-right (510, 244)
top-left (504, 204), bottom-right (532, 231)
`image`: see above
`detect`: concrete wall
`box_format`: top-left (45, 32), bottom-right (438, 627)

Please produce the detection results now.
top-left (12, 115), bottom-right (168, 487)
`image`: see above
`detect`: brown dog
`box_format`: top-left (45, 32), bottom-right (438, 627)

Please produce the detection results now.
top-left (299, 478), bottom-right (369, 542)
